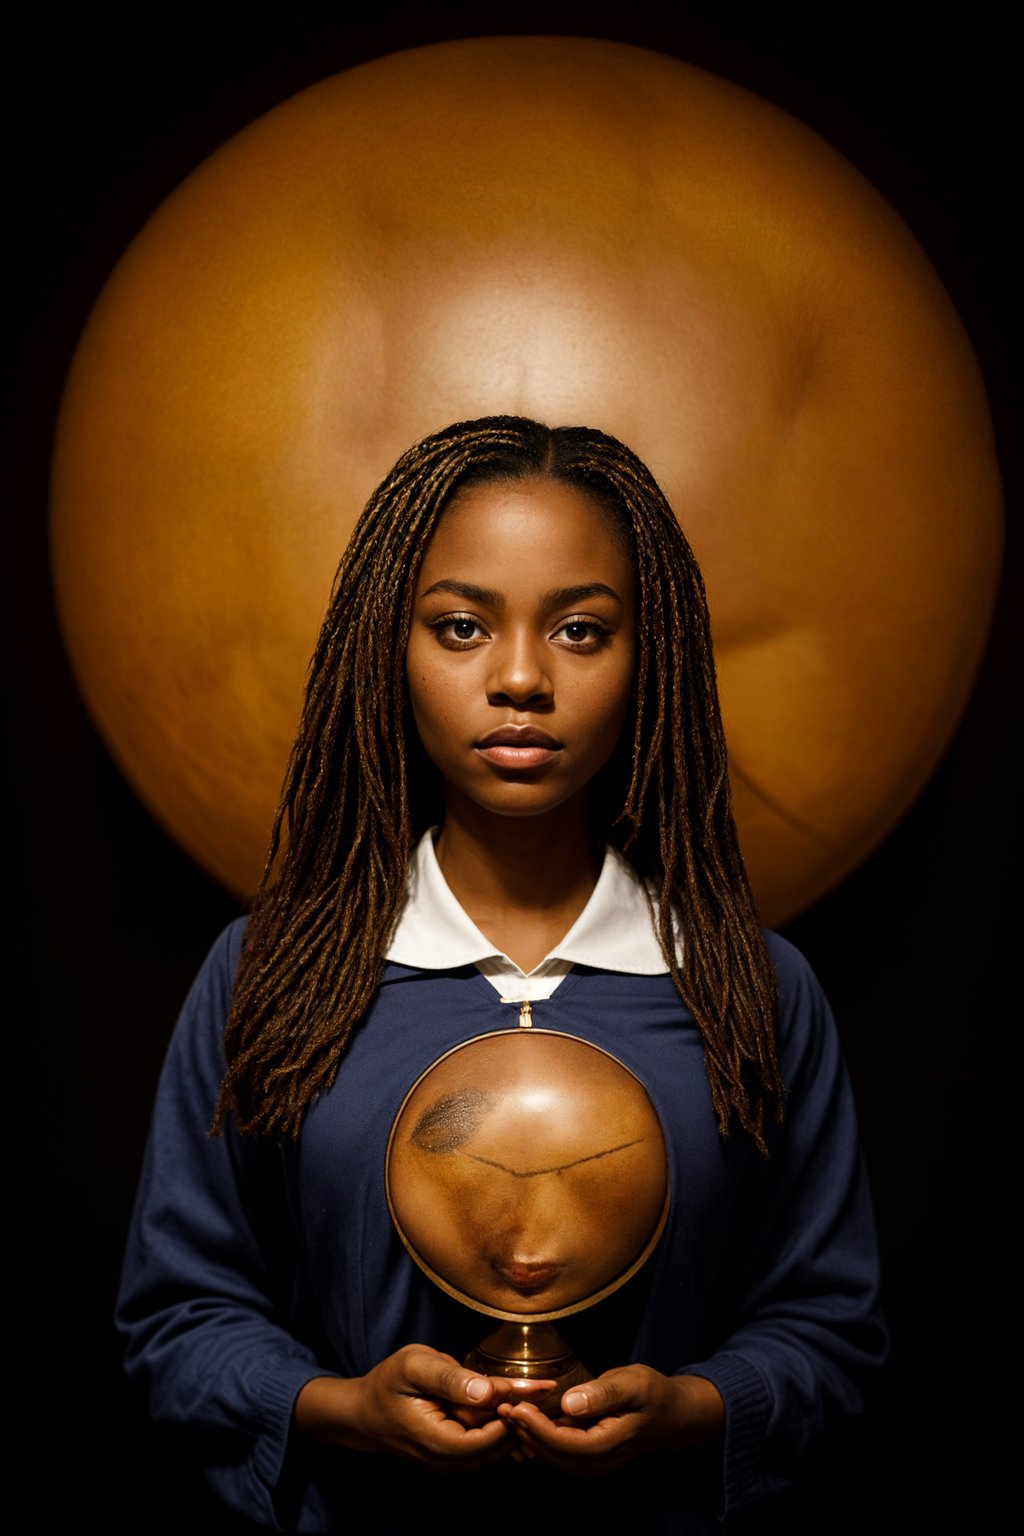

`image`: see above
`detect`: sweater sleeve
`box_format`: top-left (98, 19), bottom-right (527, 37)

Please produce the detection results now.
top-left (114, 922), bottom-right (331, 1531)
top-left (681, 933), bottom-right (888, 1517)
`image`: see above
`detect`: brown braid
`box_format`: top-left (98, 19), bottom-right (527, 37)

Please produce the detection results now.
top-left (212, 417), bottom-right (783, 1148)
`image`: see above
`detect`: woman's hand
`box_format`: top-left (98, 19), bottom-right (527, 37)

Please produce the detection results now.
top-left (294, 1346), bottom-right (554, 1470)
top-left (497, 1366), bottom-right (724, 1476)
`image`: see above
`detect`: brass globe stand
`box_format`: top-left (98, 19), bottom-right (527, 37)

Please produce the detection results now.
top-left (385, 1027), bottom-right (669, 1414)
top-left (465, 1320), bottom-right (591, 1412)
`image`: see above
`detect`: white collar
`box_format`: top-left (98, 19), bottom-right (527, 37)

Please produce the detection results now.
top-left (386, 829), bottom-right (671, 997)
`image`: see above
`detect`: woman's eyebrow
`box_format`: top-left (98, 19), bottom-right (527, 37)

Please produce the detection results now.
top-left (543, 583), bottom-right (624, 608)
top-left (418, 580), bottom-right (624, 608)
top-left (419, 579), bottom-right (503, 606)
top-left (463, 1138), bottom-right (643, 1177)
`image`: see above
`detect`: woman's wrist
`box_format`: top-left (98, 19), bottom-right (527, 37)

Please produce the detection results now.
top-left (668, 1372), bottom-right (726, 1447)
top-left (293, 1374), bottom-right (370, 1449)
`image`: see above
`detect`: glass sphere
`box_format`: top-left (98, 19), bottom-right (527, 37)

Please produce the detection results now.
top-left (386, 1029), bottom-right (669, 1322)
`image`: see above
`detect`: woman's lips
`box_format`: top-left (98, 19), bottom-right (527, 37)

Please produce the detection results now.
top-left (475, 726), bottom-right (561, 771)
top-left (477, 744), bottom-right (558, 769)
top-left (492, 1259), bottom-right (563, 1292)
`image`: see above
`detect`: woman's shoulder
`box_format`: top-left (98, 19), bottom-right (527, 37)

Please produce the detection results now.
top-left (192, 913), bottom-right (249, 979)
top-left (761, 927), bottom-right (846, 1071)
top-left (761, 927), bottom-right (819, 984)
top-left (212, 912), bottom-right (250, 963)
top-left (173, 916), bottom-right (250, 1031)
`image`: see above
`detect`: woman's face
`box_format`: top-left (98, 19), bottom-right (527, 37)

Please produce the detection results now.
top-left (406, 477), bottom-right (635, 827)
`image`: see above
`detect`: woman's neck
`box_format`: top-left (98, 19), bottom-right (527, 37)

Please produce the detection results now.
top-left (434, 796), bottom-right (602, 973)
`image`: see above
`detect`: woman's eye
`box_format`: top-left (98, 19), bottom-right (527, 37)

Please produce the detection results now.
top-left (432, 615), bottom-right (485, 646)
top-left (555, 619), bottom-right (605, 646)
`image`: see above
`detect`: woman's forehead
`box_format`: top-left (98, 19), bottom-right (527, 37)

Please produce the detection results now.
top-left (418, 477), bottom-right (633, 582)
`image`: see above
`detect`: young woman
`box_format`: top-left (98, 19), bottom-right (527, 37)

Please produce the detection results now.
top-left (116, 416), bottom-right (886, 1532)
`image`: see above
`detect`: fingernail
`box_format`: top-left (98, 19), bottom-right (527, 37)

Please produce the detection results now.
top-left (466, 1377), bottom-right (489, 1402)
top-left (564, 1389), bottom-right (589, 1414)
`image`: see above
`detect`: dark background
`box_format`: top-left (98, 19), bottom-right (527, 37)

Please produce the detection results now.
top-left (5, 7), bottom-right (1017, 1530)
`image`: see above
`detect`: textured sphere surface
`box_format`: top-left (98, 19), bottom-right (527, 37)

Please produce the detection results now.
top-left (49, 37), bottom-right (1003, 922)
top-left (386, 1030), bottom-right (669, 1321)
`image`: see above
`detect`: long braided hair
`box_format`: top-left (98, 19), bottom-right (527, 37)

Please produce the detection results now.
top-left (213, 416), bottom-right (783, 1147)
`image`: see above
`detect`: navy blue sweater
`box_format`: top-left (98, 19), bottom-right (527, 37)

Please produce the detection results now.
top-left (116, 921), bottom-right (887, 1532)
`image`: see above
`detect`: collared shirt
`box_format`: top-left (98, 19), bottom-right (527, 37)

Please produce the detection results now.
top-left (385, 829), bottom-right (671, 1000)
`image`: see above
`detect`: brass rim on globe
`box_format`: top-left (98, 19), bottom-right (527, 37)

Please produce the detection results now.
top-left (384, 1027), bottom-right (671, 1323)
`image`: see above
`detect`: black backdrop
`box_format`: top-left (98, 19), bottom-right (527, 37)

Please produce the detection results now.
top-left (5, 8), bottom-right (1018, 1531)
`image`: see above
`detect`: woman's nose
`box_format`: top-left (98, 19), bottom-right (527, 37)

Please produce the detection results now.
top-left (488, 1176), bottom-right (563, 1260)
top-left (486, 634), bottom-right (553, 706)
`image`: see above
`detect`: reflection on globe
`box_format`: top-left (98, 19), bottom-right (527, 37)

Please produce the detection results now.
top-left (386, 1028), bottom-right (670, 1325)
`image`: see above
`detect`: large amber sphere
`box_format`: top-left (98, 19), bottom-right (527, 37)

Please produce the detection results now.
top-left (49, 37), bottom-right (1003, 924)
